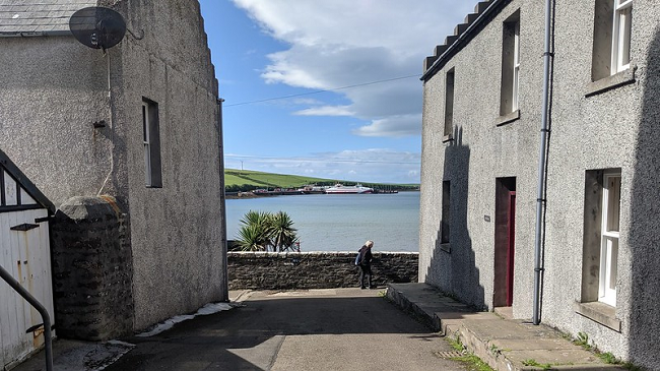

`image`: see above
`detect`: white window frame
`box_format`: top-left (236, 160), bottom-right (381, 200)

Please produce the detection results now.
top-left (599, 171), bottom-right (621, 306)
top-left (611, 0), bottom-right (633, 74)
top-left (512, 21), bottom-right (520, 111)
top-left (142, 102), bottom-right (152, 186)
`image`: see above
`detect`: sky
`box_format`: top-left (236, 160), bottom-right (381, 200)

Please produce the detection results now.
top-left (198, 0), bottom-right (476, 184)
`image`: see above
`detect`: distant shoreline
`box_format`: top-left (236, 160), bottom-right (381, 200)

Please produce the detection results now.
top-left (225, 190), bottom-right (420, 200)
top-left (226, 192), bottom-right (259, 200)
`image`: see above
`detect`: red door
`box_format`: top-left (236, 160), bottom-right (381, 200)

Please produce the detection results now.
top-left (494, 178), bottom-right (516, 308)
top-left (506, 191), bottom-right (516, 306)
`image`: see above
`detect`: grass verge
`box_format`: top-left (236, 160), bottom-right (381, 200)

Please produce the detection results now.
top-left (446, 336), bottom-right (495, 371)
top-left (522, 359), bottom-right (553, 370)
top-left (570, 332), bottom-right (644, 371)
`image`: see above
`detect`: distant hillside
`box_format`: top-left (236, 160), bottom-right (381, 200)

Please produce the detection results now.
top-left (224, 169), bottom-right (418, 192)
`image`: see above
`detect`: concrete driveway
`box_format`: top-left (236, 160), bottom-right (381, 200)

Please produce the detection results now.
top-left (101, 288), bottom-right (466, 371)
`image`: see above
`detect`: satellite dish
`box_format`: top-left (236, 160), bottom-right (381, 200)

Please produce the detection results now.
top-left (69, 7), bottom-right (127, 50)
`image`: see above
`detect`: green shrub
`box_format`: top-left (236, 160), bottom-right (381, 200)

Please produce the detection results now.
top-left (235, 210), bottom-right (300, 252)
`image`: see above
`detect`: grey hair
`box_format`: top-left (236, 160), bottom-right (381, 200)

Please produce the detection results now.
top-left (365, 240), bottom-right (374, 248)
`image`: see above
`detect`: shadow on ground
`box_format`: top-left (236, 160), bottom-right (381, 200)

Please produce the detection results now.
top-left (100, 292), bottom-right (447, 371)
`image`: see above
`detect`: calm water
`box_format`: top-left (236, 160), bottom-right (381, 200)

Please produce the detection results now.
top-left (226, 192), bottom-right (420, 252)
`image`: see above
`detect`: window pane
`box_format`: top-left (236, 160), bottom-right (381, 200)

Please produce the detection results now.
top-left (618, 7), bottom-right (632, 67)
top-left (606, 176), bottom-right (621, 232)
top-left (142, 98), bottom-right (162, 188)
top-left (514, 22), bottom-right (520, 65)
top-left (513, 22), bottom-right (520, 111)
top-left (441, 181), bottom-right (451, 243)
top-left (144, 143), bottom-right (151, 185)
top-left (608, 238), bottom-right (618, 292)
top-left (616, 0), bottom-right (633, 9)
top-left (599, 236), bottom-right (618, 306)
top-left (513, 66), bottom-right (520, 111)
top-left (444, 70), bottom-right (455, 136)
top-left (142, 105), bottom-right (148, 142)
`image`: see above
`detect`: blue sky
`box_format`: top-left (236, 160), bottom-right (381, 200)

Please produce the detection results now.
top-left (198, 0), bottom-right (475, 184)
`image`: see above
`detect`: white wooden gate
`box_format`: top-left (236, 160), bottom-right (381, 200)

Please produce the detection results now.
top-left (0, 154), bottom-right (55, 370)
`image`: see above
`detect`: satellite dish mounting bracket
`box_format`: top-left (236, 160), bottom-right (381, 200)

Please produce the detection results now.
top-left (126, 28), bottom-right (144, 41)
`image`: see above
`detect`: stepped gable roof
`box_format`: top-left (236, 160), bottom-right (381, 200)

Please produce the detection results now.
top-left (422, 0), bottom-right (511, 81)
top-left (0, 0), bottom-right (97, 35)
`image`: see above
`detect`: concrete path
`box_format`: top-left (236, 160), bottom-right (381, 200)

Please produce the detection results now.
top-left (14, 288), bottom-right (467, 371)
top-left (387, 283), bottom-right (628, 371)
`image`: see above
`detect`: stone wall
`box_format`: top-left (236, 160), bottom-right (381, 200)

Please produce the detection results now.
top-left (50, 196), bottom-right (133, 341)
top-left (228, 252), bottom-right (418, 290)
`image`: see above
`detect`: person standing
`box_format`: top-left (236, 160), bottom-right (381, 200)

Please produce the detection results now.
top-left (357, 240), bottom-right (374, 289)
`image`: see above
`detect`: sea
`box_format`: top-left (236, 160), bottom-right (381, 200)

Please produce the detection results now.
top-left (225, 191), bottom-right (420, 253)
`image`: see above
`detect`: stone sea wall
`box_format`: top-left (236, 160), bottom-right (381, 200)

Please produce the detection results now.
top-left (228, 251), bottom-right (418, 290)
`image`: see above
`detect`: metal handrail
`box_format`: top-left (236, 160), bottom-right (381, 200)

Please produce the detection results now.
top-left (0, 264), bottom-right (53, 371)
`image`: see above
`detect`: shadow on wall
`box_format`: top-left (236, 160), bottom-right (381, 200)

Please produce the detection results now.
top-left (627, 27), bottom-right (660, 371)
top-left (426, 126), bottom-right (486, 309)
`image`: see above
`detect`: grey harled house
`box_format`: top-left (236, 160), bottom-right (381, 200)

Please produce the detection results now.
top-left (0, 0), bottom-right (228, 342)
top-left (420, 0), bottom-right (659, 369)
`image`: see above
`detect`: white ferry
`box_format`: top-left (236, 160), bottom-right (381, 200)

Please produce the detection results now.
top-left (324, 183), bottom-right (374, 194)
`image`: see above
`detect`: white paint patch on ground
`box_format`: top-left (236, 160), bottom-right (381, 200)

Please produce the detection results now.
top-left (137, 302), bottom-right (234, 337)
top-left (268, 289), bottom-right (337, 297)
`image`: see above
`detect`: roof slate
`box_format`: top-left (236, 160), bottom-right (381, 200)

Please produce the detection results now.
top-left (0, 0), bottom-right (98, 35)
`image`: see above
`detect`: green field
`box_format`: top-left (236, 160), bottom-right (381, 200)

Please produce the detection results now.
top-left (224, 169), bottom-right (418, 191)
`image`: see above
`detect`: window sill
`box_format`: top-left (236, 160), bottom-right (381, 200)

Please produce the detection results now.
top-left (585, 67), bottom-right (636, 97)
top-left (574, 301), bottom-right (621, 332)
top-left (440, 243), bottom-right (451, 253)
top-left (495, 110), bottom-right (520, 127)
top-left (443, 134), bottom-right (454, 143)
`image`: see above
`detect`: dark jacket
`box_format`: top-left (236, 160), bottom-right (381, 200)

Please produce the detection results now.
top-left (357, 245), bottom-right (372, 266)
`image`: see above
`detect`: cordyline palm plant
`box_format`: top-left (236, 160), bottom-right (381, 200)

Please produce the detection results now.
top-left (270, 211), bottom-right (298, 251)
top-left (236, 210), bottom-right (299, 252)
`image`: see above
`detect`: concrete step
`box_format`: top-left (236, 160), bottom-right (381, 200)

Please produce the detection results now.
top-left (386, 283), bottom-right (628, 371)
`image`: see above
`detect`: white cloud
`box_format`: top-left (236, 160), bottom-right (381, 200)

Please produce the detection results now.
top-left (225, 149), bottom-right (421, 184)
top-left (231, 0), bottom-right (475, 138)
top-left (353, 114), bottom-right (422, 138)
top-left (294, 105), bottom-right (354, 116)
top-left (291, 98), bottom-right (323, 105)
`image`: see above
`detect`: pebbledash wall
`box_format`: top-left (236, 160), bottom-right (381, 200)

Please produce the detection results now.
top-left (420, 0), bottom-right (660, 369)
top-left (228, 252), bottom-right (418, 290)
top-left (0, 0), bottom-right (226, 339)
